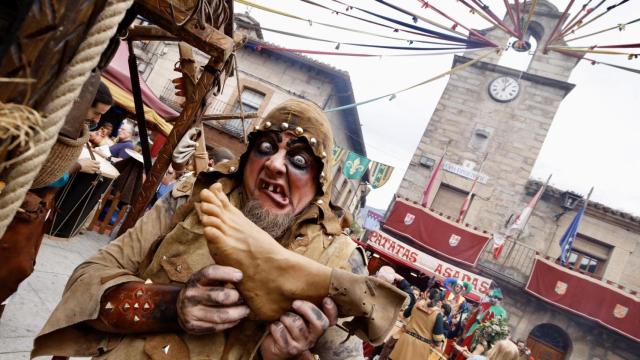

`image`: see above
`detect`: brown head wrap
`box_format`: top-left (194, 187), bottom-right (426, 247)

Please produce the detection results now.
top-left (206, 98), bottom-right (342, 238)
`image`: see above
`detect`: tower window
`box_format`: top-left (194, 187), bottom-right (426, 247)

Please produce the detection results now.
top-left (498, 35), bottom-right (538, 71)
top-left (469, 127), bottom-right (491, 152)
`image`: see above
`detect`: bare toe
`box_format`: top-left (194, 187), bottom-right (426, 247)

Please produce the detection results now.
top-left (200, 188), bottom-right (222, 207)
top-left (210, 182), bottom-right (231, 209)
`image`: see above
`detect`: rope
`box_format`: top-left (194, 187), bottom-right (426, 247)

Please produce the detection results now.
top-left (0, 0), bottom-right (134, 238)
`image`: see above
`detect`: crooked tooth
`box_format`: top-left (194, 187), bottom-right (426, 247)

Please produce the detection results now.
top-left (269, 184), bottom-right (275, 192)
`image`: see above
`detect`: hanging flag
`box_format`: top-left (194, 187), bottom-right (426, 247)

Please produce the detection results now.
top-left (507, 176), bottom-right (550, 237)
top-left (342, 151), bottom-right (370, 180)
top-left (491, 233), bottom-right (506, 260)
top-left (332, 144), bottom-right (347, 165)
top-left (559, 206), bottom-right (586, 265)
top-left (369, 161), bottom-right (394, 189)
top-left (421, 150), bottom-right (446, 208)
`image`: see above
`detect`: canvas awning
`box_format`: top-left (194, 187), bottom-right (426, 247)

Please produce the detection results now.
top-left (102, 77), bottom-right (173, 136)
top-left (526, 256), bottom-right (639, 342)
top-left (103, 41), bottom-right (179, 119)
top-left (383, 198), bottom-right (492, 266)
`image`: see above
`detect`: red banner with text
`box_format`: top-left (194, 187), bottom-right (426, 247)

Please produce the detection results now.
top-left (384, 198), bottom-right (492, 266)
top-left (525, 256), bottom-right (639, 342)
top-left (367, 230), bottom-right (493, 296)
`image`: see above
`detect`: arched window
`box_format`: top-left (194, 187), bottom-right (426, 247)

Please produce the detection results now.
top-left (497, 35), bottom-right (538, 71)
top-left (527, 323), bottom-right (572, 360)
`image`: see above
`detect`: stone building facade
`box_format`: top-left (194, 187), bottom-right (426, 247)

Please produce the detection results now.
top-left (393, 1), bottom-right (639, 359)
top-left (135, 14), bottom-right (368, 215)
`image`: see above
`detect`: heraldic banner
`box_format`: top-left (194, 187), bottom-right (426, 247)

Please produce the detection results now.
top-left (525, 256), bottom-right (639, 342)
top-left (367, 230), bottom-right (492, 296)
top-left (383, 198), bottom-right (491, 266)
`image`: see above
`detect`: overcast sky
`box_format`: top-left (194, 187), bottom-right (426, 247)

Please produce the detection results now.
top-left (234, 0), bottom-right (640, 216)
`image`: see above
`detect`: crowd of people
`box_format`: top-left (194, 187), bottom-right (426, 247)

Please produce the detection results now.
top-left (365, 267), bottom-right (534, 360)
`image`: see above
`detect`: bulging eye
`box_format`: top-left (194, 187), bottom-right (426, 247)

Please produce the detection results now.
top-left (257, 141), bottom-right (274, 154)
top-left (291, 154), bottom-right (308, 168)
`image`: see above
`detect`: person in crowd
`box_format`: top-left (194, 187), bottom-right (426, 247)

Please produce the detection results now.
top-left (208, 146), bottom-right (234, 169)
top-left (442, 278), bottom-right (471, 315)
top-left (147, 165), bottom-right (179, 209)
top-left (89, 122), bottom-right (114, 147)
top-left (86, 81), bottom-right (113, 129)
top-left (389, 288), bottom-right (446, 360)
top-left (516, 339), bottom-right (534, 360)
top-left (97, 122), bottom-right (135, 162)
top-left (33, 99), bottom-right (406, 359)
top-left (458, 339), bottom-right (520, 360)
top-left (455, 289), bottom-right (507, 360)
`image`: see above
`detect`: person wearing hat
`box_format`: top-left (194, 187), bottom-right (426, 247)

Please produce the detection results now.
top-left (454, 288), bottom-right (507, 360)
top-left (32, 99), bottom-right (406, 359)
top-left (442, 277), bottom-right (472, 315)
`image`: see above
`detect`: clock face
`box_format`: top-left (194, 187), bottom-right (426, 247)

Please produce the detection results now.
top-left (488, 76), bottom-right (520, 102)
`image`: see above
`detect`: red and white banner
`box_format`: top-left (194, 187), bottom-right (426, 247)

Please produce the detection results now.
top-left (525, 256), bottom-right (639, 342)
top-left (367, 230), bottom-right (493, 296)
top-left (384, 198), bottom-right (492, 266)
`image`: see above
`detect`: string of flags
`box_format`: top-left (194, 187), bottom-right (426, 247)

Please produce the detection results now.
top-left (332, 144), bottom-right (394, 189)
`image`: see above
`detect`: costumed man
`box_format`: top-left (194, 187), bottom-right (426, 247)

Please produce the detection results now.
top-left (442, 278), bottom-right (471, 315)
top-left (32, 99), bottom-right (406, 360)
top-left (454, 288), bottom-right (507, 360)
top-left (388, 288), bottom-right (446, 360)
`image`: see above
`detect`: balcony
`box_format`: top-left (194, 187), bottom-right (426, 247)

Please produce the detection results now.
top-left (477, 238), bottom-right (537, 287)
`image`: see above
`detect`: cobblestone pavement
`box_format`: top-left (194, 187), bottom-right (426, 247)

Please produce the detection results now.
top-left (0, 232), bottom-right (109, 360)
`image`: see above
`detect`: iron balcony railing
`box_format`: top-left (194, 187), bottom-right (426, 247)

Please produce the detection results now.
top-left (477, 238), bottom-right (538, 287)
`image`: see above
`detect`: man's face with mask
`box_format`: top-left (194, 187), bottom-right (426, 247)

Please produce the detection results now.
top-left (241, 131), bottom-right (320, 239)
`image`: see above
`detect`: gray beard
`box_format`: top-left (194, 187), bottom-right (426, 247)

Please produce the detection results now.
top-left (241, 199), bottom-right (294, 242)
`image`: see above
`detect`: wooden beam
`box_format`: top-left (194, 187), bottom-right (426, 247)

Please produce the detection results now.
top-left (128, 25), bottom-right (177, 42)
top-left (201, 112), bottom-right (259, 121)
top-left (134, 0), bottom-right (233, 59)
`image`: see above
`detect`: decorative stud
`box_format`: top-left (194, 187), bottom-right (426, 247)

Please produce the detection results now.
top-left (321, 151), bottom-right (327, 159)
top-left (176, 265), bottom-right (183, 273)
top-left (144, 278), bottom-right (153, 285)
top-left (123, 303), bottom-right (130, 311)
top-left (133, 315), bottom-right (140, 322)
top-left (229, 166), bottom-right (237, 173)
top-left (320, 171), bottom-right (325, 178)
top-left (254, 125), bottom-right (260, 131)
top-left (162, 255), bottom-right (167, 260)
top-left (294, 127), bottom-right (304, 136)
top-left (316, 199), bottom-right (324, 205)
top-left (162, 345), bottom-right (170, 354)
top-left (144, 302), bottom-right (151, 310)
top-left (263, 121), bottom-right (272, 129)
top-left (105, 302), bottom-right (114, 310)
top-left (280, 122), bottom-right (289, 130)
top-left (309, 137), bottom-right (317, 146)
top-left (136, 290), bottom-right (144, 298)
top-left (134, 303), bottom-right (140, 309)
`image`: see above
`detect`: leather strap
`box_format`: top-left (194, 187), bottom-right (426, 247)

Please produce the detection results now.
top-left (405, 330), bottom-right (435, 345)
top-left (89, 282), bottom-right (183, 334)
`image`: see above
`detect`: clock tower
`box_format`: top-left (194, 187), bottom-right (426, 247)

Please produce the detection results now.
top-left (396, 0), bottom-right (580, 232)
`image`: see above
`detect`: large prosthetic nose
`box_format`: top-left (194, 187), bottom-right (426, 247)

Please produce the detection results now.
top-left (198, 183), bottom-right (407, 345)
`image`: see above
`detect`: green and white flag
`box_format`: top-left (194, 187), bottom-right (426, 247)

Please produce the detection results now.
top-left (369, 161), bottom-right (394, 189)
top-left (342, 151), bottom-right (370, 180)
top-left (332, 144), bottom-right (347, 165)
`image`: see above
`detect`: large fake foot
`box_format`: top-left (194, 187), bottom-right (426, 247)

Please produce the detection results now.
top-left (198, 183), bottom-right (407, 344)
